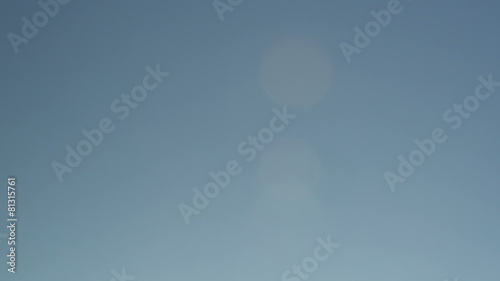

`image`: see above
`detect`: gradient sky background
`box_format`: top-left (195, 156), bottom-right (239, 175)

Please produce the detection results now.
top-left (0, 0), bottom-right (499, 281)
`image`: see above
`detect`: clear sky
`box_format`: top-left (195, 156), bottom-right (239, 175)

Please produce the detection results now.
top-left (0, 0), bottom-right (499, 281)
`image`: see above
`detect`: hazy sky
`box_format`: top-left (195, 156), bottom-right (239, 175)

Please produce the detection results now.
top-left (0, 1), bottom-right (499, 281)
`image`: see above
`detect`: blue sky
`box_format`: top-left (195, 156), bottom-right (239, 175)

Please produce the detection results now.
top-left (0, 0), bottom-right (499, 280)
